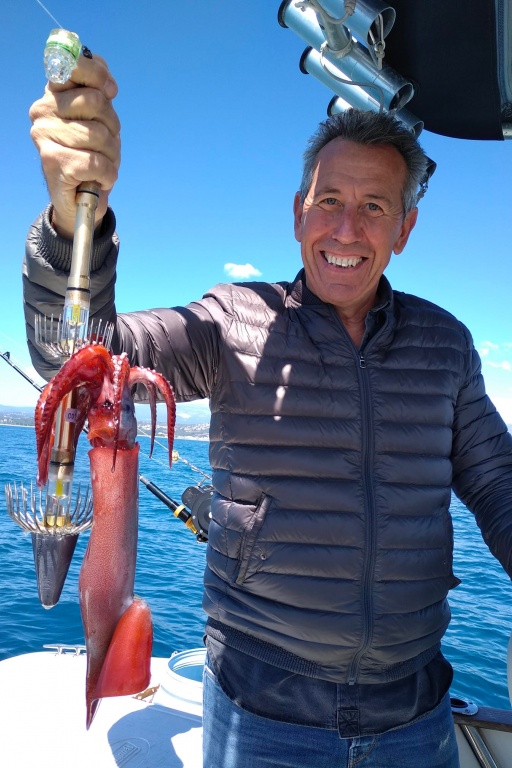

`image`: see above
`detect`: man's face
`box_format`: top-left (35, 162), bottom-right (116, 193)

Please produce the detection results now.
top-left (294, 138), bottom-right (418, 321)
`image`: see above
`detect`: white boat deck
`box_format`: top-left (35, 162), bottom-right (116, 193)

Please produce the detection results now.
top-left (2, 645), bottom-right (512, 768)
top-left (0, 648), bottom-right (203, 768)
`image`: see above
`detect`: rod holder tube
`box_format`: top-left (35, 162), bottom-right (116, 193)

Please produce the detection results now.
top-left (279, 0), bottom-right (413, 111)
top-left (318, 0), bottom-right (395, 50)
top-left (300, 46), bottom-right (380, 112)
top-left (302, 47), bottom-right (423, 137)
top-left (328, 93), bottom-right (424, 137)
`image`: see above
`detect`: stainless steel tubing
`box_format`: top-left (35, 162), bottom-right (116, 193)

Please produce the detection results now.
top-left (459, 724), bottom-right (500, 768)
top-left (300, 48), bottom-right (423, 136)
top-left (327, 97), bottom-right (424, 139)
top-left (279, 0), bottom-right (413, 111)
top-left (301, 46), bottom-right (380, 112)
top-left (319, 0), bottom-right (395, 51)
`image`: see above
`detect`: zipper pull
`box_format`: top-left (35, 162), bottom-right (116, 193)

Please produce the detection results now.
top-left (359, 353), bottom-right (366, 369)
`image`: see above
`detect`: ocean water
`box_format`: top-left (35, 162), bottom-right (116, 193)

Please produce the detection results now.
top-left (0, 425), bottom-right (511, 710)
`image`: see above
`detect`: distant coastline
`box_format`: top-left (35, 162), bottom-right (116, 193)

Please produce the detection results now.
top-left (0, 412), bottom-right (210, 441)
top-left (1, 410), bottom-right (509, 439)
top-left (0, 423), bottom-right (210, 440)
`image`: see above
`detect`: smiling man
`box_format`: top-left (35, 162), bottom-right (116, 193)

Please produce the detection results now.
top-left (294, 136), bottom-right (417, 345)
top-left (25, 58), bottom-right (512, 768)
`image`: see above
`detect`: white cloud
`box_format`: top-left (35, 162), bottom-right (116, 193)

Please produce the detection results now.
top-left (136, 399), bottom-right (210, 425)
top-left (492, 396), bottom-right (512, 426)
top-left (176, 399), bottom-right (211, 424)
top-left (487, 361), bottom-right (512, 371)
top-left (479, 341), bottom-right (499, 357)
top-left (224, 263), bottom-right (262, 279)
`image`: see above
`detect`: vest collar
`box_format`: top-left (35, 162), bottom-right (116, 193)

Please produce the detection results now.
top-left (288, 269), bottom-right (393, 316)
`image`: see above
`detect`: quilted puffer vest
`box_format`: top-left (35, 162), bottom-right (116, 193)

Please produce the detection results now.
top-left (24, 212), bottom-right (512, 683)
top-left (201, 274), bottom-right (471, 683)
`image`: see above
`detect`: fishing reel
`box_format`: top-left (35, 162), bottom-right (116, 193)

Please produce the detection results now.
top-left (139, 476), bottom-right (212, 543)
top-left (176, 484), bottom-right (212, 543)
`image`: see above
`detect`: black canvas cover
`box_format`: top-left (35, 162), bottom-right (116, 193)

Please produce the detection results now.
top-left (385, 1), bottom-right (505, 140)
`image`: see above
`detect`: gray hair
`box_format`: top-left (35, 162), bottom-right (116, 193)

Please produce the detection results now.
top-left (299, 109), bottom-right (432, 215)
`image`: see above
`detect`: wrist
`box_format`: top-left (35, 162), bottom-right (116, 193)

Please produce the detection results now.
top-left (50, 208), bottom-right (75, 240)
top-left (42, 204), bottom-right (117, 272)
top-left (51, 207), bottom-right (106, 241)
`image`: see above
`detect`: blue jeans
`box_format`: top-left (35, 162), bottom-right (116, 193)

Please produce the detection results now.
top-left (202, 658), bottom-right (460, 768)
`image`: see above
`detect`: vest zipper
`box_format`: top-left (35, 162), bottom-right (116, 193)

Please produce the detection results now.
top-left (331, 306), bottom-right (386, 685)
top-left (347, 352), bottom-right (377, 684)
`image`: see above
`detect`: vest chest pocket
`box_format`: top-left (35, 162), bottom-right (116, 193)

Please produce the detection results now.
top-left (235, 493), bottom-right (272, 585)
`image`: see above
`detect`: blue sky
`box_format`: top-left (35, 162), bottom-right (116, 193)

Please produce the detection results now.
top-left (1, 0), bottom-right (512, 424)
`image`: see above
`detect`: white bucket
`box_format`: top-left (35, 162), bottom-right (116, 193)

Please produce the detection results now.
top-left (153, 647), bottom-right (206, 716)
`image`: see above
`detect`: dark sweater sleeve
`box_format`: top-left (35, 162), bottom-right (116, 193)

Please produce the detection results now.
top-left (23, 204), bottom-right (119, 381)
top-left (23, 205), bottom-right (222, 402)
top-left (451, 328), bottom-right (512, 577)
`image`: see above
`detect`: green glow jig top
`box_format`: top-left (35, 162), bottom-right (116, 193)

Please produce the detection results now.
top-left (43, 28), bottom-right (89, 84)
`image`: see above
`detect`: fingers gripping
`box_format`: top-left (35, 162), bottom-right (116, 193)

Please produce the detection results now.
top-left (28, 52), bottom-right (121, 237)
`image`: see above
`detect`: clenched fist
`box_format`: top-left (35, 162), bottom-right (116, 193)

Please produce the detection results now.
top-left (30, 53), bottom-right (121, 238)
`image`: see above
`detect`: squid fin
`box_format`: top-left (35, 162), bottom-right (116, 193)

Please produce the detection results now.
top-left (87, 598), bottom-right (152, 729)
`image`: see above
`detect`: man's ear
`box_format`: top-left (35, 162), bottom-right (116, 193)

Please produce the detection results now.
top-left (393, 207), bottom-right (418, 254)
top-left (293, 192), bottom-right (303, 243)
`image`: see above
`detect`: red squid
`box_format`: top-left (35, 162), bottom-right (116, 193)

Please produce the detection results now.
top-left (35, 343), bottom-right (176, 728)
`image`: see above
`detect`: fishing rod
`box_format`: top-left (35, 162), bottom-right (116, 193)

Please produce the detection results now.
top-left (0, 351), bottom-right (42, 389)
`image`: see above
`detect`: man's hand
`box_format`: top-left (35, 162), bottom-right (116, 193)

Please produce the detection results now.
top-left (29, 54), bottom-right (121, 239)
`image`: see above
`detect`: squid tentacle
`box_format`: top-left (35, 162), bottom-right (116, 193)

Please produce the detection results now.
top-left (36, 344), bottom-right (114, 487)
top-left (110, 353), bottom-right (133, 470)
top-left (128, 367), bottom-right (176, 467)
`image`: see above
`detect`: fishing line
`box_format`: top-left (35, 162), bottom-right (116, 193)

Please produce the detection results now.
top-left (0, 345), bottom-right (45, 393)
top-left (34, 0), bottom-right (64, 28)
top-left (173, 451), bottom-right (211, 482)
top-left (137, 424), bottom-right (212, 482)
top-left (0, 329), bottom-right (38, 363)
top-left (136, 432), bottom-right (173, 469)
